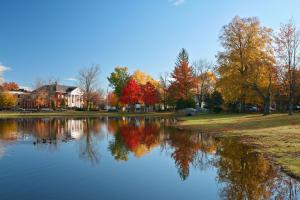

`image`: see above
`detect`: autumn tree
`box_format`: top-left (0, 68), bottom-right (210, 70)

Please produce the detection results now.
top-left (108, 66), bottom-right (130, 97)
top-left (159, 72), bottom-right (170, 110)
top-left (132, 70), bottom-right (158, 87)
top-left (120, 79), bottom-right (142, 111)
top-left (89, 90), bottom-right (104, 109)
top-left (247, 53), bottom-right (277, 115)
top-left (170, 48), bottom-right (197, 102)
top-left (1, 82), bottom-right (19, 91)
top-left (107, 92), bottom-right (119, 107)
top-left (0, 92), bottom-right (17, 110)
top-left (142, 81), bottom-right (159, 111)
top-left (217, 16), bottom-right (276, 114)
top-left (192, 60), bottom-right (215, 108)
top-left (275, 20), bottom-right (300, 115)
top-left (78, 64), bottom-right (100, 110)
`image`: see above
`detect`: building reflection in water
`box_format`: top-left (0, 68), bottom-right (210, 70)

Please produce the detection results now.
top-left (0, 117), bottom-right (299, 199)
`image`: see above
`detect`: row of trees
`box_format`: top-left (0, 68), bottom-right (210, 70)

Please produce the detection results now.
top-left (1, 16), bottom-right (299, 115)
top-left (106, 48), bottom-right (217, 112)
top-left (105, 16), bottom-right (300, 115)
top-left (107, 67), bottom-right (160, 111)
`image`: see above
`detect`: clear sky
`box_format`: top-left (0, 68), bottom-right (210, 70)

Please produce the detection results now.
top-left (1, 0), bottom-right (300, 90)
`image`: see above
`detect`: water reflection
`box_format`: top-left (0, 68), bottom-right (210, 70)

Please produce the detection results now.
top-left (0, 117), bottom-right (299, 199)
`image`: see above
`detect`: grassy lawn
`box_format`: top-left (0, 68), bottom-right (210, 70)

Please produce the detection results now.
top-left (179, 113), bottom-right (300, 178)
top-left (0, 111), bottom-right (175, 118)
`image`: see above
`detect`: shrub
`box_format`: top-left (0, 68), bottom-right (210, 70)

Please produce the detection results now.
top-left (207, 91), bottom-right (224, 113)
top-left (176, 98), bottom-right (196, 109)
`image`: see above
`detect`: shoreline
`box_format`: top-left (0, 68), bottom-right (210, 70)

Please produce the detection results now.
top-left (176, 113), bottom-right (300, 180)
top-left (0, 111), bottom-right (176, 118)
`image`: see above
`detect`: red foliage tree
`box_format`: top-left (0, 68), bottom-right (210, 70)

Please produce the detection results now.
top-left (142, 81), bottom-right (159, 106)
top-left (120, 79), bottom-right (142, 106)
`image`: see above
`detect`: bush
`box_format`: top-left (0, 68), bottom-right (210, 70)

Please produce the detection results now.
top-left (51, 100), bottom-right (56, 110)
top-left (61, 99), bottom-right (66, 108)
top-left (213, 106), bottom-right (223, 113)
top-left (75, 107), bottom-right (85, 111)
top-left (176, 98), bottom-right (196, 109)
top-left (207, 91), bottom-right (224, 113)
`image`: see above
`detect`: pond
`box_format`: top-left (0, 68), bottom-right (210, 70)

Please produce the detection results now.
top-left (0, 117), bottom-right (299, 200)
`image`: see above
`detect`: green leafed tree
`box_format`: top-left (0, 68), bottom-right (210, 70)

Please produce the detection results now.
top-left (107, 66), bottom-right (130, 97)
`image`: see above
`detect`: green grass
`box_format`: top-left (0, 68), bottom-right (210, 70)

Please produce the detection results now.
top-left (0, 111), bottom-right (175, 118)
top-left (179, 113), bottom-right (300, 178)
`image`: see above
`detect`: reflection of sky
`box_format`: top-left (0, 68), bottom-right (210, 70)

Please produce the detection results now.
top-left (0, 118), bottom-right (299, 200)
top-left (0, 143), bottom-right (5, 159)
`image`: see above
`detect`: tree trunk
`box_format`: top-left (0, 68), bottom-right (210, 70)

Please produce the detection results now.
top-left (288, 85), bottom-right (294, 115)
top-left (263, 96), bottom-right (271, 116)
top-left (240, 95), bottom-right (246, 113)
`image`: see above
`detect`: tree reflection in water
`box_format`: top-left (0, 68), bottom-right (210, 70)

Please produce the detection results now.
top-left (78, 117), bottom-right (106, 165)
top-left (214, 138), bottom-right (300, 199)
top-left (0, 117), bottom-right (299, 199)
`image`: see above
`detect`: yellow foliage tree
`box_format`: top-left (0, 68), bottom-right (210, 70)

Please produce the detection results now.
top-left (216, 16), bottom-right (276, 114)
top-left (132, 70), bottom-right (159, 88)
top-left (0, 92), bottom-right (17, 110)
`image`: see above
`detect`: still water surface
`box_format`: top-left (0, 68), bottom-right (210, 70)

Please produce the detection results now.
top-left (0, 117), bottom-right (299, 200)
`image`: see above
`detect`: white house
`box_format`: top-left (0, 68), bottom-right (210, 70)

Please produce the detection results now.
top-left (66, 87), bottom-right (84, 108)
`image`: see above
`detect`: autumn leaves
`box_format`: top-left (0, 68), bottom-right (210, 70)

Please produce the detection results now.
top-left (107, 16), bottom-right (300, 114)
top-left (217, 16), bottom-right (300, 115)
top-left (107, 67), bottom-right (160, 111)
top-left (107, 47), bottom-right (200, 111)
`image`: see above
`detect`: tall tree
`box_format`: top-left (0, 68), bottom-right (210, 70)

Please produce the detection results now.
top-left (78, 64), bottom-right (100, 110)
top-left (192, 60), bottom-right (215, 108)
top-left (120, 79), bottom-right (142, 111)
top-left (217, 16), bottom-right (276, 114)
top-left (275, 20), bottom-right (300, 115)
top-left (170, 48), bottom-right (197, 101)
top-left (247, 51), bottom-right (277, 115)
top-left (107, 67), bottom-right (130, 97)
top-left (159, 72), bottom-right (170, 110)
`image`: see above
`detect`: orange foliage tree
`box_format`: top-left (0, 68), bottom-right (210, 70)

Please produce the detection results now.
top-left (170, 49), bottom-right (197, 101)
top-left (107, 92), bottom-right (119, 107)
top-left (1, 82), bottom-right (19, 91)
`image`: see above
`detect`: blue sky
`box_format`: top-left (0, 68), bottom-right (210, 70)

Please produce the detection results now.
top-left (1, 0), bottom-right (300, 90)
